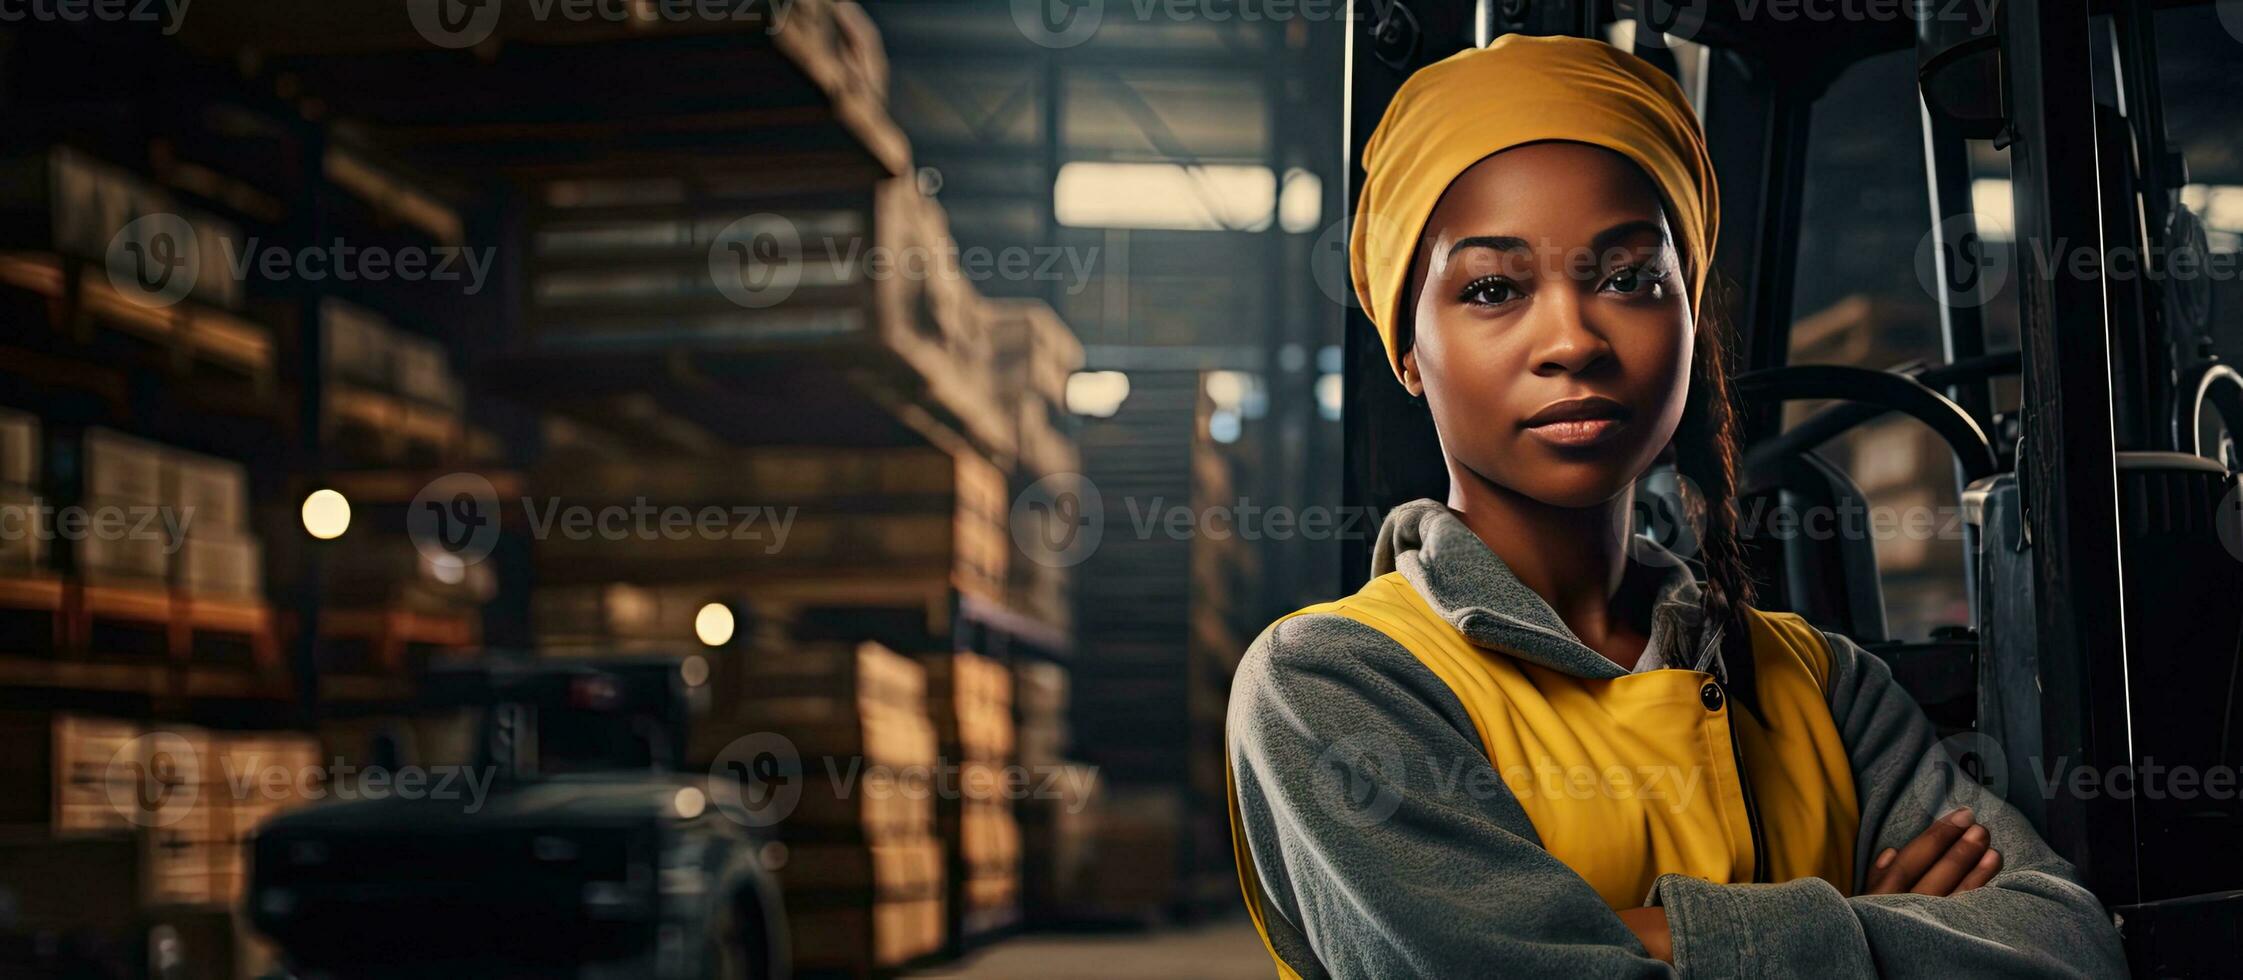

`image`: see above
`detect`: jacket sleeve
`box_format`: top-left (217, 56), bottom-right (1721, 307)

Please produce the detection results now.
top-left (1645, 629), bottom-right (2129, 978)
top-left (1228, 612), bottom-right (1677, 979)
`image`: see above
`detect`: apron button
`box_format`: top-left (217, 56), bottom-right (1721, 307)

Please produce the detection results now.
top-left (1700, 682), bottom-right (1724, 711)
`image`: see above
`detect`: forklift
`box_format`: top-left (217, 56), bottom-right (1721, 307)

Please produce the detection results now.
top-left (1338, 0), bottom-right (2243, 973)
top-left (247, 656), bottom-right (790, 980)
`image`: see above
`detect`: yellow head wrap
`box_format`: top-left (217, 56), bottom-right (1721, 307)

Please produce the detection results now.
top-left (1350, 34), bottom-right (1720, 382)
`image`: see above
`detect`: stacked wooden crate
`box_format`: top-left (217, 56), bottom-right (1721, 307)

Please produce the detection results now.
top-left (1067, 371), bottom-right (1257, 918)
top-left (37, 426), bottom-right (263, 601)
top-left (0, 408), bottom-right (42, 573)
top-left (169, 446), bottom-right (261, 601)
top-left (319, 299), bottom-right (471, 467)
top-left (1013, 660), bottom-right (1067, 771)
top-left (529, 444), bottom-right (1009, 614)
top-left (66, 429), bottom-right (174, 592)
top-left (0, 711), bottom-right (318, 911)
top-left (987, 299), bottom-right (1083, 634)
top-left (918, 651), bottom-right (1020, 944)
top-left (1012, 660), bottom-right (1105, 924)
top-left (1185, 421), bottom-right (1257, 910)
top-left (692, 641), bottom-right (944, 975)
top-left (0, 147), bottom-right (275, 388)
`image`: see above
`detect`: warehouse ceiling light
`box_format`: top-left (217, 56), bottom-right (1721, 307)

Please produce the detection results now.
top-left (1065, 371), bottom-right (1132, 418)
top-left (301, 489), bottom-right (350, 540)
top-left (1056, 162), bottom-right (1278, 232)
top-left (672, 786), bottom-right (707, 820)
top-left (695, 603), bottom-right (736, 647)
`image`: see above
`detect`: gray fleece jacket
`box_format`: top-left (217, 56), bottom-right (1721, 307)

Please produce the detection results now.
top-left (1226, 499), bottom-right (2128, 978)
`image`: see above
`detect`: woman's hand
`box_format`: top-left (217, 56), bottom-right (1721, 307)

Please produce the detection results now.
top-left (1861, 805), bottom-right (2004, 896)
top-left (1616, 906), bottom-right (1673, 964)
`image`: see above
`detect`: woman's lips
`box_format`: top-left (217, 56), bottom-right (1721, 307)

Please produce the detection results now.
top-left (1522, 416), bottom-right (1627, 448)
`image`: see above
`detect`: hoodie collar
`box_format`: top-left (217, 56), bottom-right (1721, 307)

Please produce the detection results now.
top-left (1371, 498), bottom-right (1727, 682)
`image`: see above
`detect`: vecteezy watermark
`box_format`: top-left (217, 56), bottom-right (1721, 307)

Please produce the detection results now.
top-left (1917, 211), bottom-right (2243, 308)
top-left (1120, 496), bottom-right (1382, 544)
top-left (1737, 495), bottom-right (1973, 545)
top-left (408, 0), bottom-right (798, 50)
top-left (406, 472), bottom-right (800, 570)
top-left (1307, 734), bottom-right (1711, 829)
top-left (102, 733), bottom-right (500, 828)
top-left (1009, 473), bottom-right (1380, 568)
top-left (707, 213), bottom-right (1100, 310)
top-left (1011, 0), bottom-right (1378, 48)
top-left (1011, 472), bottom-right (1104, 569)
top-left (104, 215), bottom-right (497, 309)
top-left (105, 732), bottom-right (203, 828)
top-left (0, 499), bottom-right (195, 555)
top-left (1313, 733), bottom-right (1405, 828)
top-left (0, 0), bottom-right (190, 34)
top-left (217, 238), bottom-right (496, 296)
top-left (216, 757), bottom-right (498, 814)
top-left (517, 498), bottom-right (796, 552)
top-left (706, 733), bottom-right (1099, 828)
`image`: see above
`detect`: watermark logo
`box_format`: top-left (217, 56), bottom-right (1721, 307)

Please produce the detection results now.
top-left (106, 732), bottom-right (201, 829)
top-left (1011, 471), bottom-right (1105, 569)
top-left (1631, 469), bottom-right (1705, 565)
top-left (409, 0), bottom-right (502, 48)
top-left (1012, 0), bottom-right (1103, 48)
top-left (1915, 211), bottom-right (2012, 309)
top-left (709, 732), bottom-right (804, 828)
top-left (105, 213), bottom-right (201, 309)
top-left (1615, 0), bottom-right (1708, 46)
top-left (1933, 730), bottom-right (2009, 803)
top-left (1313, 732), bottom-right (1405, 828)
top-left (710, 213), bottom-right (803, 309)
top-left (409, 472), bottom-right (503, 569)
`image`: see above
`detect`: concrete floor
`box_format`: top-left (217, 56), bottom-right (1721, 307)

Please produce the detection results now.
top-left (906, 918), bottom-right (1270, 980)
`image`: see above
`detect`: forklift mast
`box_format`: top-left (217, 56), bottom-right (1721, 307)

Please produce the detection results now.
top-left (1338, 0), bottom-right (2243, 971)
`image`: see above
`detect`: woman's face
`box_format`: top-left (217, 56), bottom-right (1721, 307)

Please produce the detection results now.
top-left (1402, 141), bottom-right (1694, 509)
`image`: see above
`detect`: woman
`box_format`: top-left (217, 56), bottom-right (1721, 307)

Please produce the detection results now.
top-left (1224, 34), bottom-right (2126, 977)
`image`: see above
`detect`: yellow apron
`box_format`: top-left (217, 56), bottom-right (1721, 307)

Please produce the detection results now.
top-left (1228, 571), bottom-right (1861, 976)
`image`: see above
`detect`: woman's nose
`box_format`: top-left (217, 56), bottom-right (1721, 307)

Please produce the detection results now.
top-left (1528, 297), bottom-right (1613, 376)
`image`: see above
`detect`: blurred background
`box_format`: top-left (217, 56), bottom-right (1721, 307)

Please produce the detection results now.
top-left (0, 0), bottom-right (1344, 976)
top-left (0, 0), bottom-right (2237, 977)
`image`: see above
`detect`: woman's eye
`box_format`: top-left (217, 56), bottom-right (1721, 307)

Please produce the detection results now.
top-left (1458, 277), bottom-right (1521, 307)
top-left (1602, 263), bottom-right (1669, 297)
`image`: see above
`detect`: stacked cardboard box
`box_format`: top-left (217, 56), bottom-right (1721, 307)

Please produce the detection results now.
top-left (1017, 761), bottom-right (1101, 925)
top-left (168, 447), bottom-right (260, 598)
top-left (0, 712), bottom-right (317, 908)
top-left (987, 300), bottom-right (1082, 635)
top-left (70, 429), bottom-right (172, 588)
top-left (206, 733), bottom-right (322, 904)
top-left (1079, 785), bottom-right (1185, 922)
top-left (1014, 660), bottom-right (1067, 769)
top-left (0, 407), bottom-right (43, 571)
top-left (320, 299), bottom-right (469, 465)
top-left (45, 427), bottom-right (260, 598)
top-left (529, 445), bottom-right (1010, 604)
top-left (694, 642), bottom-right (944, 974)
top-left (919, 651), bottom-right (1020, 943)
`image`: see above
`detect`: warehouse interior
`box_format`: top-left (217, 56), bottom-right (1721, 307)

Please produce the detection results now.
top-left (2, 0), bottom-right (2242, 977)
top-left (0, 0), bottom-right (1342, 976)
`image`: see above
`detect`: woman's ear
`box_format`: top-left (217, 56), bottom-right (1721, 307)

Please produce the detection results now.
top-left (1399, 348), bottom-right (1425, 398)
